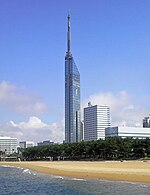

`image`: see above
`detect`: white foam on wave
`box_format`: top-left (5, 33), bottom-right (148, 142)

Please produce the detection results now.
top-left (1, 165), bottom-right (15, 168)
top-left (1, 165), bottom-right (37, 176)
top-left (123, 181), bottom-right (149, 187)
top-left (71, 178), bottom-right (86, 181)
top-left (51, 175), bottom-right (64, 179)
top-left (22, 169), bottom-right (29, 173)
top-left (140, 184), bottom-right (148, 188)
top-left (130, 182), bottom-right (136, 185)
top-left (22, 168), bottom-right (37, 176)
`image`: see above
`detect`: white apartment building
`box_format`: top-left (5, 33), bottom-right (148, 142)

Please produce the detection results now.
top-left (84, 103), bottom-right (110, 141)
top-left (0, 136), bottom-right (17, 155)
top-left (105, 126), bottom-right (150, 138)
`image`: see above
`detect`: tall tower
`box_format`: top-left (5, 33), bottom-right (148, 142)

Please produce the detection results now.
top-left (65, 13), bottom-right (81, 143)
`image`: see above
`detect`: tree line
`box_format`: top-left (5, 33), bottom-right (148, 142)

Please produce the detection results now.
top-left (22, 137), bottom-right (150, 161)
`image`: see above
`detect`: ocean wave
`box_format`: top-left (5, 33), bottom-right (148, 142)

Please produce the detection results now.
top-left (22, 169), bottom-right (37, 176)
top-left (140, 184), bottom-right (149, 188)
top-left (71, 178), bottom-right (86, 181)
top-left (22, 169), bottom-right (32, 175)
top-left (0, 165), bottom-right (37, 177)
top-left (1, 165), bottom-right (15, 168)
top-left (22, 168), bottom-right (29, 173)
top-left (51, 175), bottom-right (64, 179)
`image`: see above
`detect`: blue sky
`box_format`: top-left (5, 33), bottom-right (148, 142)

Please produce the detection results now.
top-left (0, 0), bottom-right (150, 142)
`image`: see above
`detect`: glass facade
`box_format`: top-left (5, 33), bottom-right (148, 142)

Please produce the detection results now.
top-left (65, 54), bottom-right (81, 143)
top-left (65, 14), bottom-right (81, 143)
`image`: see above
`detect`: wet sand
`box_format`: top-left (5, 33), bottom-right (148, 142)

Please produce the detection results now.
top-left (0, 161), bottom-right (150, 184)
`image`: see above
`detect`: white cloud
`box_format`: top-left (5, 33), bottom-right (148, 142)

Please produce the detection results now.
top-left (82, 91), bottom-right (149, 127)
top-left (0, 81), bottom-right (63, 143)
top-left (15, 116), bottom-right (47, 129)
top-left (0, 116), bottom-right (64, 144)
top-left (0, 80), bottom-right (47, 114)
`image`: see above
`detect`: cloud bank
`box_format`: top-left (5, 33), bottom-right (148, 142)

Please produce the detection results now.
top-left (0, 80), bottom-right (47, 114)
top-left (0, 116), bottom-right (64, 143)
top-left (82, 91), bottom-right (149, 127)
top-left (0, 87), bottom-right (149, 143)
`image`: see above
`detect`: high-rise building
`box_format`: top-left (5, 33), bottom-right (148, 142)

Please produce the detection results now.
top-left (143, 115), bottom-right (150, 128)
top-left (0, 136), bottom-right (17, 155)
top-left (65, 13), bottom-right (81, 143)
top-left (84, 103), bottom-right (110, 141)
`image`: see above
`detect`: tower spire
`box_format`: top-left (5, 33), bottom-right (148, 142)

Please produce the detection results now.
top-left (67, 11), bottom-right (71, 53)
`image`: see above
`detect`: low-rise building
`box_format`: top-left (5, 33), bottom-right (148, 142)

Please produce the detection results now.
top-left (143, 115), bottom-right (150, 128)
top-left (0, 136), bottom-right (17, 155)
top-left (19, 141), bottom-right (34, 148)
top-left (37, 140), bottom-right (54, 146)
top-left (105, 126), bottom-right (150, 139)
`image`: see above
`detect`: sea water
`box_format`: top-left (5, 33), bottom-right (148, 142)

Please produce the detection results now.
top-left (0, 165), bottom-right (150, 195)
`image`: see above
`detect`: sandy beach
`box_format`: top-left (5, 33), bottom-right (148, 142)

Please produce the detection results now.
top-left (0, 161), bottom-right (150, 184)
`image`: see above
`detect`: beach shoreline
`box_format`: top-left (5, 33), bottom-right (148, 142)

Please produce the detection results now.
top-left (0, 161), bottom-right (150, 184)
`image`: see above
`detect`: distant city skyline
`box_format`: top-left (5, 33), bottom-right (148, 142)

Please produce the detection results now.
top-left (0, 1), bottom-right (150, 143)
